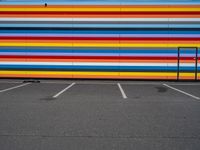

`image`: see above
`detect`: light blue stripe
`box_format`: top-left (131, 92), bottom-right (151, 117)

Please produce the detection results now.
top-left (0, 49), bottom-right (178, 53)
top-left (0, 30), bottom-right (200, 34)
top-left (1, 1), bottom-right (200, 5)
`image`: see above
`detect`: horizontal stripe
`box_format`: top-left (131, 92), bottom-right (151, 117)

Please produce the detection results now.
top-left (2, 24), bottom-right (200, 28)
top-left (0, 53), bottom-right (178, 57)
top-left (0, 62), bottom-right (197, 67)
top-left (1, 15), bottom-right (200, 19)
top-left (0, 49), bottom-right (179, 53)
top-left (0, 66), bottom-right (197, 72)
top-left (1, 34), bottom-right (200, 37)
top-left (1, 55), bottom-right (198, 61)
top-left (1, 21), bottom-right (200, 24)
top-left (1, 30), bottom-right (200, 34)
top-left (1, 18), bottom-right (200, 22)
top-left (0, 1), bottom-right (199, 4)
top-left (1, 27), bottom-right (200, 31)
top-left (0, 53), bottom-right (179, 57)
top-left (0, 36), bottom-right (200, 41)
top-left (0, 58), bottom-right (183, 63)
top-left (2, 14), bottom-right (200, 18)
top-left (2, 11), bottom-right (200, 15)
top-left (1, 7), bottom-right (200, 12)
top-left (0, 70), bottom-right (195, 77)
top-left (1, 40), bottom-right (199, 44)
top-left (0, 42), bottom-right (200, 47)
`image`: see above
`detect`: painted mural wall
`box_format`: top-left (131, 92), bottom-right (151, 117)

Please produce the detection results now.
top-left (0, 1), bottom-right (200, 80)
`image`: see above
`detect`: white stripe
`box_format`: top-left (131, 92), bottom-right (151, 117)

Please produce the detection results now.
top-left (53, 83), bottom-right (75, 98)
top-left (1, 18), bottom-right (200, 22)
top-left (0, 61), bottom-right (198, 67)
top-left (74, 62), bottom-right (167, 66)
top-left (168, 63), bottom-right (196, 67)
top-left (163, 84), bottom-right (200, 100)
top-left (0, 62), bottom-right (195, 66)
top-left (117, 83), bottom-right (127, 99)
top-left (0, 83), bottom-right (30, 93)
top-left (0, 62), bottom-right (197, 67)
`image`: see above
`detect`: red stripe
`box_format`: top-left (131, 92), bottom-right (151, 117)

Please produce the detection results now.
top-left (0, 55), bottom-right (197, 60)
top-left (0, 36), bottom-right (200, 41)
top-left (1, 11), bottom-right (200, 15)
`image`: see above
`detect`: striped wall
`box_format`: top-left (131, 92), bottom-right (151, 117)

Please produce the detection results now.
top-left (0, 3), bottom-right (200, 80)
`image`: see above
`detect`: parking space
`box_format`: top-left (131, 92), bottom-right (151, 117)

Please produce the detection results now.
top-left (58, 83), bottom-right (122, 102)
top-left (0, 79), bottom-right (200, 150)
top-left (122, 84), bottom-right (200, 102)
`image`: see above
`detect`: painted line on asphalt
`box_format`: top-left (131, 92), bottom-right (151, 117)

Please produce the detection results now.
top-left (53, 82), bottom-right (75, 98)
top-left (163, 84), bottom-right (200, 100)
top-left (117, 83), bottom-right (128, 99)
top-left (0, 83), bottom-right (31, 93)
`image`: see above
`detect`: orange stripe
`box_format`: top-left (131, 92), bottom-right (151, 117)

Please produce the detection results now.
top-left (178, 76), bottom-right (196, 80)
top-left (117, 76), bottom-right (168, 79)
top-left (0, 73), bottom-right (195, 80)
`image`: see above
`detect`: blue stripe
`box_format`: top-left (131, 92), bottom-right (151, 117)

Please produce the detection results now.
top-left (0, 65), bottom-right (198, 71)
top-left (0, 49), bottom-right (178, 54)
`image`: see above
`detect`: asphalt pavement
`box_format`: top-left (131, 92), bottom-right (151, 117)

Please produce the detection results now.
top-left (0, 79), bottom-right (199, 150)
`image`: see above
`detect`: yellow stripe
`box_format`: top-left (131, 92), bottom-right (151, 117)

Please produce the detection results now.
top-left (0, 7), bottom-right (200, 12)
top-left (0, 70), bottom-right (194, 77)
top-left (0, 42), bottom-right (200, 47)
top-left (120, 72), bottom-right (195, 76)
top-left (0, 71), bottom-right (118, 76)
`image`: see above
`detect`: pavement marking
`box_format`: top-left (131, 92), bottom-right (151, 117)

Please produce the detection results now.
top-left (53, 82), bottom-right (75, 98)
top-left (0, 83), bottom-right (31, 93)
top-left (117, 83), bottom-right (128, 99)
top-left (163, 84), bottom-right (200, 100)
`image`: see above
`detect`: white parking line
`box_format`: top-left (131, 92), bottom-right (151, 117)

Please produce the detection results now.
top-left (53, 83), bottom-right (75, 98)
top-left (117, 83), bottom-right (128, 99)
top-left (0, 83), bottom-right (31, 93)
top-left (163, 84), bottom-right (200, 100)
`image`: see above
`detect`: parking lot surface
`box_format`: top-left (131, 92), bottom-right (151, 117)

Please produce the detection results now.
top-left (0, 79), bottom-right (200, 150)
